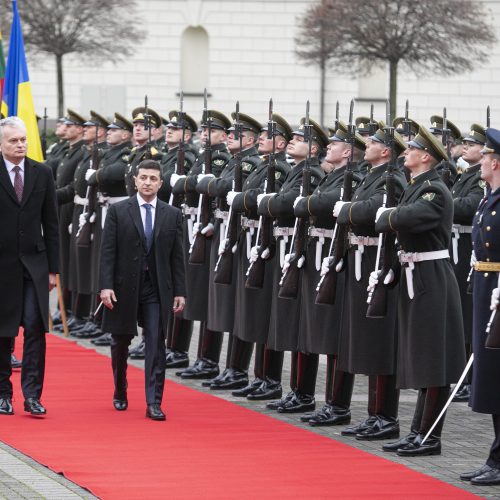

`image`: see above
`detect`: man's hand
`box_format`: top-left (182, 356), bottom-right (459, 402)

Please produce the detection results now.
top-left (197, 173), bottom-right (214, 183)
top-left (226, 190), bottom-right (238, 206)
top-left (170, 173), bottom-right (186, 187)
top-left (100, 289), bottom-right (117, 310)
top-left (375, 206), bottom-right (392, 223)
top-left (491, 288), bottom-right (500, 311)
top-left (293, 196), bottom-right (304, 209)
top-left (85, 169), bottom-right (96, 182)
top-left (48, 273), bottom-right (57, 291)
top-left (257, 192), bottom-right (276, 207)
top-left (333, 201), bottom-right (349, 218)
top-left (201, 222), bottom-right (214, 236)
top-left (173, 296), bottom-right (186, 314)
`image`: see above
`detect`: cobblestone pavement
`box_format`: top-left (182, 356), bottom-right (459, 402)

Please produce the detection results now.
top-left (2, 321), bottom-right (499, 498)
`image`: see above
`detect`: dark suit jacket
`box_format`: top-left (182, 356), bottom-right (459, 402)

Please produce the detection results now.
top-left (100, 196), bottom-right (186, 336)
top-left (0, 156), bottom-right (59, 337)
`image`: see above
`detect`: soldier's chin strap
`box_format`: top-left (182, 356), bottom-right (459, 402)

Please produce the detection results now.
top-left (421, 354), bottom-right (474, 445)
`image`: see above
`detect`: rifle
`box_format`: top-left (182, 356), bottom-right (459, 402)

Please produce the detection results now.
top-left (213, 101), bottom-right (243, 284)
top-left (485, 274), bottom-right (500, 349)
top-left (403, 100), bottom-right (412, 140)
top-left (366, 99), bottom-right (398, 318)
top-left (189, 88), bottom-right (212, 265)
top-left (41, 108), bottom-right (48, 160)
top-left (245, 98), bottom-right (276, 289)
top-left (487, 105), bottom-right (491, 128)
top-left (368, 104), bottom-right (377, 136)
top-left (76, 125), bottom-right (101, 248)
top-left (441, 107), bottom-right (452, 188)
top-left (315, 99), bottom-right (355, 305)
top-left (278, 101), bottom-right (312, 299)
top-left (143, 94), bottom-right (153, 160)
top-left (170, 91), bottom-right (185, 208)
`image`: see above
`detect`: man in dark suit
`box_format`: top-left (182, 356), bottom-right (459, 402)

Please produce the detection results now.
top-left (100, 159), bottom-right (186, 421)
top-left (0, 116), bottom-right (59, 416)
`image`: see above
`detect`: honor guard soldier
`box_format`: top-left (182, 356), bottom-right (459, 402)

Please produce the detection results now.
top-left (376, 126), bottom-right (466, 456)
top-left (157, 110), bottom-right (197, 204)
top-left (257, 116), bottom-right (326, 412)
top-left (450, 123), bottom-right (487, 402)
top-left (45, 118), bottom-right (68, 180)
top-left (171, 109), bottom-right (231, 380)
top-left (86, 113), bottom-right (134, 347)
top-left (334, 126), bottom-right (407, 439)
top-left (295, 124), bottom-right (365, 426)
top-left (394, 116), bottom-right (419, 181)
top-left (53, 109), bottom-right (86, 331)
top-left (196, 110), bottom-right (262, 390)
top-left (228, 111), bottom-right (292, 399)
top-left (124, 107), bottom-right (163, 198)
top-left (429, 114), bottom-right (462, 185)
top-left (461, 128), bottom-right (500, 485)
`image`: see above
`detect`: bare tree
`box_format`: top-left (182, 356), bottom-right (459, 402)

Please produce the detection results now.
top-left (296, 0), bottom-right (495, 120)
top-left (0, 0), bottom-right (145, 116)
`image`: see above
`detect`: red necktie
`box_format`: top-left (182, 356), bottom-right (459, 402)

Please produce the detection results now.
top-left (13, 165), bottom-right (23, 202)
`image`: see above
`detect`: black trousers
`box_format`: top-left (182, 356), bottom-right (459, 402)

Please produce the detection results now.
top-left (0, 279), bottom-right (46, 399)
top-left (111, 275), bottom-right (166, 404)
top-left (487, 414), bottom-right (500, 469)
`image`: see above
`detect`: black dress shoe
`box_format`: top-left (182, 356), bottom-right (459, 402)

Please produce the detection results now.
top-left (397, 433), bottom-right (441, 457)
top-left (382, 431), bottom-right (418, 452)
top-left (210, 369), bottom-right (248, 390)
top-left (24, 398), bottom-right (47, 416)
top-left (267, 391), bottom-right (295, 410)
top-left (341, 415), bottom-right (378, 436)
top-left (452, 384), bottom-right (470, 403)
top-left (202, 368), bottom-right (229, 387)
top-left (11, 354), bottom-right (22, 369)
top-left (129, 339), bottom-right (145, 359)
top-left (113, 399), bottom-right (128, 411)
top-left (91, 332), bottom-right (113, 346)
top-left (146, 404), bottom-right (166, 421)
top-left (277, 392), bottom-right (315, 413)
top-left (75, 327), bottom-right (102, 339)
top-left (0, 398), bottom-right (13, 415)
top-left (356, 416), bottom-right (400, 441)
top-left (471, 467), bottom-right (500, 485)
top-left (232, 378), bottom-right (265, 397)
top-left (460, 464), bottom-right (493, 481)
top-left (247, 379), bottom-right (283, 401)
top-left (309, 405), bottom-right (352, 427)
top-left (165, 350), bottom-right (189, 369)
top-left (66, 317), bottom-right (87, 333)
top-left (179, 359), bottom-right (220, 379)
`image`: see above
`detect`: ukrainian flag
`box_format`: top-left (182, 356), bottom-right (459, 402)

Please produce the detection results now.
top-left (0, 0), bottom-right (43, 161)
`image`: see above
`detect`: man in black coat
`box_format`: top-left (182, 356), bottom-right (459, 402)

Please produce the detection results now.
top-left (0, 117), bottom-right (59, 416)
top-left (100, 160), bottom-right (186, 420)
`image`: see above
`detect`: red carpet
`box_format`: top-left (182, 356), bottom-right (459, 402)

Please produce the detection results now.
top-left (1, 334), bottom-right (476, 499)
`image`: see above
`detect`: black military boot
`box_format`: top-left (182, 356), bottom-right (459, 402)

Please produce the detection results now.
top-left (248, 348), bottom-right (284, 401)
top-left (342, 374), bottom-right (377, 436)
top-left (202, 330), bottom-right (231, 386)
top-left (166, 317), bottom-right (193, 368)
top-left (356, 374), bottom-right (400, 440)
top-left (267, 352), bottom-right (297, 410)
top-left (211, 336), bottom-right (252, 390)
top-left (233, 344), bottom-right (265, 397)
top-left (129, 337), bottom-right (146, 359)
top-left (397, 386), bottom-right (449, 457)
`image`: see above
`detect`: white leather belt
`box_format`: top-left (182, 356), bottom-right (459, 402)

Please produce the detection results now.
top-left (451, 224), bottom-right (472, 265)
top-left (399, 249), bottom-right (450, 299)
top-left (99, 196), bottom-right (128, 227)
top-left (349, 233), bottom-right (379, 281)
top-left (182, 205), bottom-right (198, 216)
top-left (215, 209), bottom-right (229, 221)
top-left (451, 224), bottom-right (472, 234)
top-left (241, 217), bottom-right (259, 229)
top-left (74, 195), bottom-right (88, 206)
top-left (273, 227), bottom-right (294, 237)
top-left (309, 227), bottom-right (334, 239)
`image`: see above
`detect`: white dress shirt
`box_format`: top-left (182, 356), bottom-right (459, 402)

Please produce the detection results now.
top-left (136, 193), bottom-right (157, 232)
top-left (4, 157), bottom-right (26, 187)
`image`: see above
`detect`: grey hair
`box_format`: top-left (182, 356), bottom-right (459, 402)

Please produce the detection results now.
top-left (0, 116), bottom-right (27, 141)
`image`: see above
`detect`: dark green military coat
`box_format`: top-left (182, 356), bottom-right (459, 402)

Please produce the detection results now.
top-left (376, 168), bottom-right (466, 389)
top-left (336, 163), bottom-right (406, 376)
top-left (157, 145), bottom-right (196, 203)
top-left (45, 140), bottom-right (69, 179)
top-left (124, 144), bottom-right (163, 196)
top-left (231, 151), bottom-right (290, 344)
top-left (257, 157), bottom-right (324, 352)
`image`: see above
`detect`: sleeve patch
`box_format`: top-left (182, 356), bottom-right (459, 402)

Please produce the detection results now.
top-left (421, 192), bottom-right (436, 201)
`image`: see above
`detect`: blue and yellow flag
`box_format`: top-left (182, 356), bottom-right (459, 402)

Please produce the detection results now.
top-left (0, 0), bottom-right (43, 161)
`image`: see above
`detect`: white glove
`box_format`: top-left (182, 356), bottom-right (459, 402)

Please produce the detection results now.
top-left (293, 196), bottom-right (304, 209)
top-left (78, 213), bottom-right (86, 227)
top-left (333, 201), bottom-right (349, 218)
top-left (282, 253), bottom-right (292, 272)
top-left (375, 206), bottom-right (392, 223)
top-left (456, 156), bottom-right (470, 170)
top-left (320, 257), bottom-right (332, 277)
top-left (68, 223), bottom-right (72, 234)
top-left (367, 271), bottom-right (379, 292)
top-left (197, 173), bottom-right (215, 183)
top-left (85, 169), bottom-right (96, 181)
top-left (219, 237), bottom-right (229, 255)
top-left (257, 192), bottom-right (276, 207)
top-left (250, 246), bottom-right (259, 263)
top-left (89, 212), bottom-right (96, 223)
top-left (491, 288), bottom-right (500, 311)
top-left (201, 222), bottom-right (214, 236)
top-left (335, 258), bottom-right (344, 272)
top-left (170, 173), bottom-right (186, 188)
top-left (261, 247), bottom-right (270, 260)
top-left (192, 222), bottom-right (201, 236)
top-left (383, 269), bottom-right (395, 285)
top-left (470, 250), bottom-right (477, 268)
top-left (226, 190), bottom-right (238, 206)
top-left (297, 255), bottom-right (305, 268)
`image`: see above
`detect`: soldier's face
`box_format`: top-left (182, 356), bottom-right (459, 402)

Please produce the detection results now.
top-left (227, 131), bottom-right (254, 153)
top-left (0, 125), bottom-right (27, 164)
top-left (55, 122), bottom-right (67, 138)
top-left (325, 141), bottom-right (349, 165)
top-left (286, 134), bottom-right (308, 159)
top-left (107, 128), bottom-right (125, 145)
top-left (134, 168), bottom-right (163, 201)
top-left (201, 127), bottom-right (227, 145)
top-left (404, 145), bottom-right (428, 170)
top-left (462, 141), bottom-right (482, 164)
top-left (363, 138), bottom-right (386, 163)
top-left (64, 124), bottom-right (83, 141)
top-left (133, 122), bottom-right (149, 144)
top-left (83, 125), bottom-right (97, 143)
top-left (480, 153), bottom-right (496, 184)
top-left (165, 126), bottom-right (183, 146)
